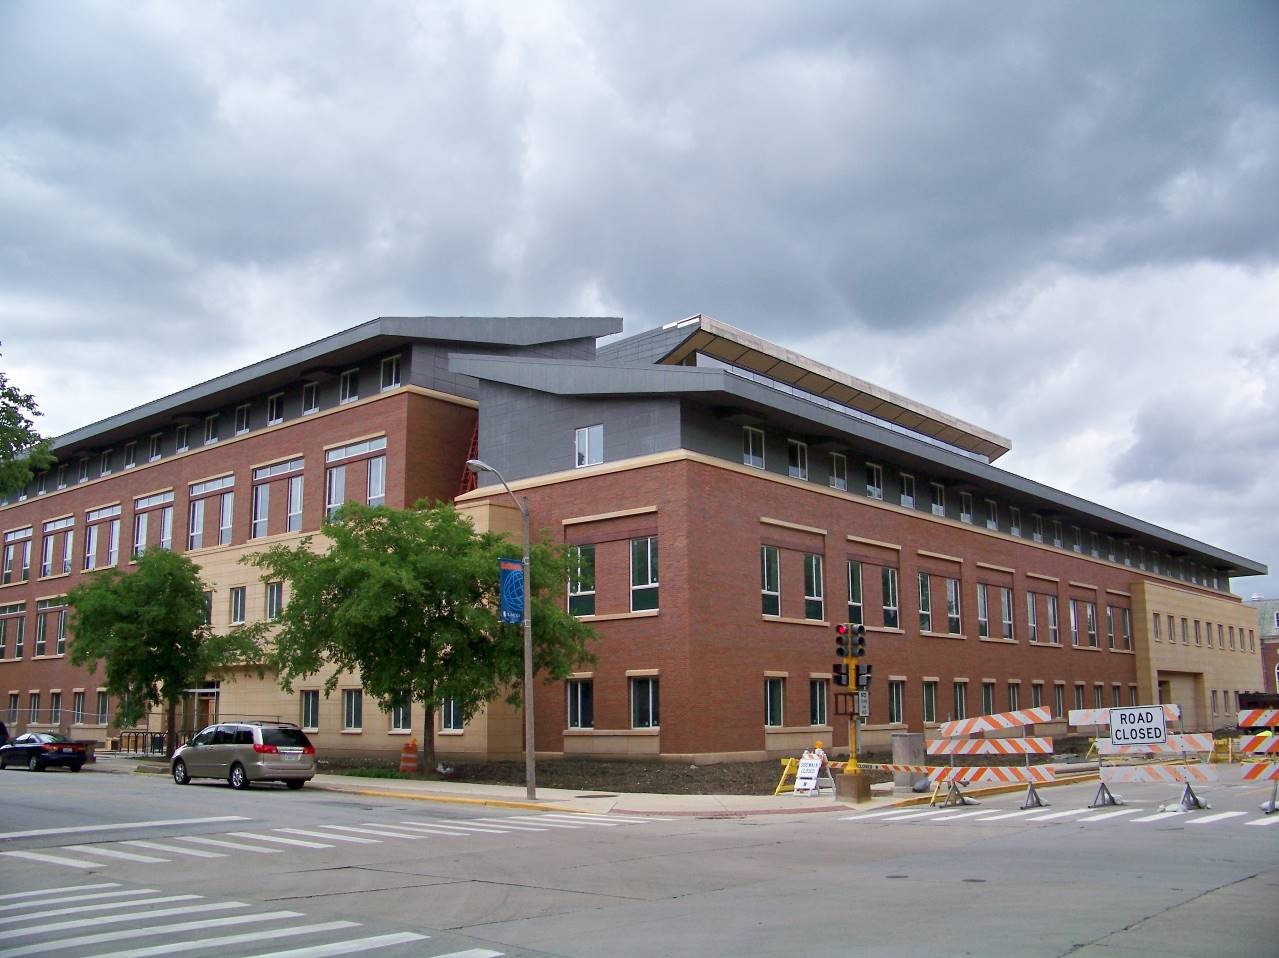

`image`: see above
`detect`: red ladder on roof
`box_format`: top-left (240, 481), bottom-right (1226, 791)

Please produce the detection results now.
top-left (456, 420), bottom-right (479, 498)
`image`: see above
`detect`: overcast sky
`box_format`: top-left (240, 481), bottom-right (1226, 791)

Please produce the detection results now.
top-left (2, 1), bottom-right (1277, 597)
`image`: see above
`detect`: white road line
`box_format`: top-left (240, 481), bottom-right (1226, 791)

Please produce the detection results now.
top-left (226, 832), bottom-right (334, 849)
top-left (1187, 811), bottom-right (1248, 825)
top-left (401, 820), bottom-right (512, 834)
top-left (577, 815), bottom-right (654, 823)
top-left (880, 809), bottom-right (956, 821)
top-left (468, 818), bottom-right (553, 831)
top-left (12, 902), bottom-right (246, 939)
top-left (1133, 810), bottom-right (1186, 823)
top-left (0, 888), bottom-right (146, 913)
top-left (1025, 808), bottom-right (1095, 822)
top-left (0, 851), bottom-right (98, 869)
top-left (88, 921), bottom-right (361, 958)
top-left (0, 817), bottom-right (250, 841)
top-left (242, 932), bottom-right (429, 957)
top-left (384, 822), bottom-right (476, 837)
top-left (177, 836), bottom-right (282, 854)
top-left (0, 896), bottom-right (202, 929)
top-left (318, 824), bottom-right (426, 839)
top-left (72, 846), bottom-right (169, 864)
top-left (930, 809), bottom-right (998, 822)
top-left (277, 828), bottom-right (381, 844)
top-left (535, 814), bottom-right (623, 826)
top-left (121, 840), bottom-right (226, 858)
top-left (1080, 808), bottom-right (1143, 822)
top-left (977, 808), bottom-right (1051, 822)
top-left (0, 883), bottom-right (120, 902)
top-left (0, 910), bottom-right (303, 958)
top-left (1245, 815), bottom-right (1279, 826)
top-left (840, 808), bottom-right (915, 820)
top-left (432, 950), bottom-right (504, 958)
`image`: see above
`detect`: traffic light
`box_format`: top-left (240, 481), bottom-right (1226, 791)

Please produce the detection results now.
top-left (832, 662), bottom-right (850, 687)
top-left (835, 622), bottom-right (852, 658)
top-left (848, 624), bottom-right (867, 658)
top-left (855, 663), bottom-right (873, 689)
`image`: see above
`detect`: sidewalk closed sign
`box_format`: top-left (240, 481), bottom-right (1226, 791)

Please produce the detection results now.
top-left (793, 757), bottom-right (822, 793)
top-left (1109, 706), bottom-right (1167, 745)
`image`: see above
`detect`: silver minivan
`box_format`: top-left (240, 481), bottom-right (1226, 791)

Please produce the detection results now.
top-left (172, 721), bottom-right (316, 790)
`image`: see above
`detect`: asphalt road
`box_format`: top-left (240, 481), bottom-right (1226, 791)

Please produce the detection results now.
top-left (1, 768), bottom-right (1276, 957)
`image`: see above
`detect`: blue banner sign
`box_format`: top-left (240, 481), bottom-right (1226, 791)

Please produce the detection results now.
top-left (499, 558), bottom-right (525, 624)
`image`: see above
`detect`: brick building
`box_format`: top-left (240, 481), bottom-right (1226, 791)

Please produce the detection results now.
top-left (0, 314), bottom-right (1267, 761)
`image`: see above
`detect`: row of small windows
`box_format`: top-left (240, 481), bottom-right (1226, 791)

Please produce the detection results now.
top-left (4, 357), bottom-right (402, 503)
top-left (0, 598), bottom-right (67, 659)
top-left (1150, 613), bottom-right (1256, 654)
top-left (566, 537), bottom-right (658, 615)
top-left (297, 688), bottom-right (456, 735)
top-left (740, 426), bottom-right (1228, 592)
top-left (5, 689), bottom-right (110, 727)
top-left (0, 444), bottom-right (387, 586)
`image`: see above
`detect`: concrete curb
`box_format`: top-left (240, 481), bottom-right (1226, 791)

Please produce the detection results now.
top-left (311, 783), bottom-right (569, 813)
top-left (853, 770), bottom-right (1101, 809)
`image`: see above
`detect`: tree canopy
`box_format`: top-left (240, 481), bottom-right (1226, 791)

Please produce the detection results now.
top-left (244, 501), bottom-right (596, 764)
top-left (0, 348), bottom-right (56, 496)
top-left (67, 549), bottom-right (262, 753)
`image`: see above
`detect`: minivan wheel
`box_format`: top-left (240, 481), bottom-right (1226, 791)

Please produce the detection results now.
top-left (27, 755), bottom-right (42, 772)
top-left (285, 778), bottom-right (305, 790)
top-left (172, 759), bottom-right (190, 785)
top-left (228, 763), bottom-right (250, 790)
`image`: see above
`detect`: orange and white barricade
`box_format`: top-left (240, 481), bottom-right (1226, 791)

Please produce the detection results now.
top-left (929, 706), bottom-right (1054, 809)
top-left (1236, 710), bottom-right (1279, 814)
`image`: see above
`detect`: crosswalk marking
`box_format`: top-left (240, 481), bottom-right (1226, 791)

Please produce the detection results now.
top-left (0, 887), bottom-right (145, 913)
top-left (73, 846), bottom-right (169, 864)
top-left (277, 828), bottom-right (381, 844)
top-left (0, 851), bottom-right (98, 869)
top-left (0, 882), bottom-right (120, 902)
top-left (319, 824), bottom-right (427, 840)
top-left (0, 910), bottom-right (303, 958)
top-left (930, 809), bottom-right (995, 821)
top-left (89, 919), bottom-right (361, 958)
top-left (1025, 808), bottom-right (1095, 822)
top-left (1187, 811), bottom-right (1248, 826)
top-left (1245, 815), bottom-right (1279, 826)
top-left (1132, 810), bottom-right (1185, 823)
top-left (122, 840), bottom-right (226, 858)
top-left (227, 832), bottom-right (334, 849)
top-left (20, 902), bottom-right (246, 939)
top-left (432, 951), bottom-right (504, 958)
top-left (176, 836), bottom-right (281, 854)
top-left (385, 822), bottom-right (477, 837)
top-left (0, 895), bottom-right (203, 929)
top-left (0, 817), bottom-right (250, 842)
top-left (469, 818), bottom-right (554, 831)
top-left (976, 808), bottom-right (1050, 822)
top-left (243, 932), bottom-right (429, 958)
top-left (535, 814), bottom-right (623, 827)
top-left (405, 819), bottom-right (512, 833)
top-left (1079, 808), bottom-right (1142, 822)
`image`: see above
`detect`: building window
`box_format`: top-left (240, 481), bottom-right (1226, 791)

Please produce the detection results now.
top-left (302, 382), bottom-right (319, 414)
top-left (1009, 507), bottom-right (1021, 537)
top-left (1054, 684), bottom-right (1066, 718)
top-left (266, 581), bottom-right (284, 621)
top-left (159, 506), bottom-right (172, 551)
top-left (267, 393), bottom-right (284, 425)
top-left (1052, 520), bottom-right (1064, 549)
top-left (56, 464), bottom-right (67, 489)
top-left (930, 482), bottom-right (945, 517)
top-left (124, 442), bottom-right (136, 469)
top-left (764, 677), bottom-right (784, 727)
top-left (97, 691), bottom-right (108, 725)
top-left (339, 369), bottom-right (359, 403)
top-left (39, 535), bottom-right (52, 579)
top-left (982, 681), bottom-right (995, 715)
top-left (888, 680), bottom-right (904, 724)
top-left (251, 484), bottom-right (269, 539)
top-left (287, 475), bottom-right (304, 532)
top-left (742, 427), bottom-right (765, 469)
top-left (29, 693), bottom-right (40, 725)
top-left (148, 434), bottom-right (162, 462)
top-left (900, 474), bottom-right (915, 509)
top-left (786, 440), bottom-right (808, 480)
top-left (107, 518), bottom-right (120, 566)
top-left (985, 499), bottom-right (998, 530)
top-left (48, 692), bottom-right (60, 725)
top-left (866, 463), bottom-right (883, 500)
top-left (803, 553), bottom-right (823, 621)
top-left (1031, 514), bottom-right (1044, 543)
top-left (342, 689), bottom-right (363, 730)
top-left (1031, 683), bottom-right (1043, 709)
top-left (1070, 600), bottom-right (1081, 647)
top-left (1093, 684), bottom-right (1104, 708)
top-left (922, 681), bottom-right (937, 724)
top-left (1027, 594), bottom-right (1039, 642)
top-left (1211, 689), bottom-right (1219, 716)
top-left (631, 677), bottom-right (659, 729)
top-left (204, 414), bottom-right (219, 445)
top-left (999, 587), bottom-right (1013, 640)
top-left (1072, 526), bottom-right (1083, 553)
top-left (953, 682), bottom-right (967, 720)
top-left (760, 545), bottom-right (780, 616)
top-left (219, 491), bottom-right (234, 545)
top-left (325, 466), bottom-right (346, 519)
top-left (810, 679), bottom-right (828, 726)
top-left (441, 698), bottom-right (463, 731)
top-left (882, 566), bottom-right (899, 629)
top-left (7, 692), bottom-right (18, 722)
top-left (72, 691), bottom-right (85, 725)
top-left (631, 537), bottom-right (659, 611)
top-left (1152, 613), bottom-right (1162, 642)
top-left (77, 458), bottom-right (89, 483)
top-left (1, 529), bottom-right (31, 584)
top-left (202, 591), bottom-right (212, 626)
top-left (1047, 595), bottom-right (1060, 644)
top-left (1111, 685), bottom-right (1122, 707)
top-left (132, 512), bottom-right (148, 559)
top-left (390, 691), bottom-right (412, 732)
top-left (176, 425), bottom-right (189, 452)
top-left (1086, 602), bottom-right (1098, 648)
top-left (918, 572), bottom-right (932, 632)
top-left (1008, 683), bottom-right (1020, 710)
top-left (187, 499), bottom-right (205, 552)
top-left (567, 679), bottom-right (594, 729)
top-left (976, 584), bottom-right (990, 638)
top-left (946, 578), bottom-right (961, 634)
top-left (100, 450), bottom-right (112, 476)
top-left (230, 587), bottom-right (246, 626)
top-left (83, 524), bottom-right (98, 571)
top-left (1181, 618), bottom-right (1189, 644)
top-left (381, 355), bottom-right (401, 391)
top-left (575, 424), bottom-right (603, 468)
top-left (568, 545), bottom-right (596, 616)
top-left (301, 690), bottom-right (319, 730)
top-left (1194, 620), bottom-right (1202, 646)
top-left (1074, 684), bottom-right (1085, 711)
top-left (847, 561), bottom-right (863, 625)
top-left (367, 456), bottom-right (386, 507)
top-left (234, 404), bottom-right (251, 435)
top-left (829, 453), bottom-right (847, 491)
top-left (1106, 607), bottom-right (1116, 649)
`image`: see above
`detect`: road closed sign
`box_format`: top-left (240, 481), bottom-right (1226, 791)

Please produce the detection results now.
top-left (1110, 706), bottom-right (1168, 745)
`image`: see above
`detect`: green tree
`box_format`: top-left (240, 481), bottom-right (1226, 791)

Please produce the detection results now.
top-left (0, 348), bottom-right (56, 496)
top-left (67, 549), bottom-right (263, 756)
top-left (244, 501), bottom-right (596, 768)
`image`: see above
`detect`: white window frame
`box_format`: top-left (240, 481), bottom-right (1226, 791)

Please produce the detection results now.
top-left (999, 586), bottom-right (1014, 640)
top-left (390, 692), bottom-right (412, 732)
top-left (204, 414), bottom-right (219, 445)
top-left (760, 545), bottom-right (780, 617)
top-left (810, 679), bottom-right (828, 726)
top-left (881, 566), bottom-right (899, 629)
top-left (567, 679), bottom-right (594, 729)
top-left (922, 681), bottom-right (937, 724)
top-left (960, 492), bottom-right (973, 524)
top-left (287, 475), bottom-right (304, 532)
top-left (342, 689), bottom-right (363, 731)
top-left (339, 369), bottom-right (359, 404)
top-left (742, 427), bottom-right (764, 469)
top-left (1027, 593), bottom-right (1039, 642)
top-left (124, 442), bottom-right (136, 469)
top-left (976, 583), bottom-right (989, 637)
top-left (234, 403), bottom-right (251, 435)
top-left (176, 425), bottom-right (189, 452)
top-left (828, 453), bottom-right (847, 491)
top-left (266, 581), bottom-right (284, 621)
top-left (251, 484), bottom-right (269, 539)
top-left (441, 698), bottom-right (463, 731)
top-left (575, 424), bottom-right (603, 468)
top-left (764, 677), bottom-right (784, 727)
top-left (900, 473), bottom-right (915, 509)
top-left (219, 491), bottom-right (234, 545)
top-left (946, 578), bottom-right (961, 634)
top-left (630, 676), bottom-right (659, 729)
top-left (148, 433), bottom-right (162, 462)
top-left (301, 690), bottom-right (319, 730)
top-left (847, 561), bottom-right (863, 625)
top-left (302, 382), bottom-right (319, 414)
top-left (326, 465), bottom-right (346, 519)
top-left (367, 455), bottom-right (386, 507)
top-left (787, 440), bottom-right (808, 480)
top-left (985, 499), bottom-right (998, 530)
top-left (930, 482), bottom-right (945, 517)
top-left (803, 553), bottom-right (823, 621)
top-left (267, 393), bottom-right (285, 425)
top-left (865, 463), bottom-right (883, 500)
top-left (1010, 507), bottom-right (1021, 537)
top-left (630, 537), bottom-right (659, 612)
top-left (888, 680), bottom-right (904, 724)
top-left (918, 572), bottom-right (932, 632)
top-left (380, 355), bottom-right (401, 392)
top-left (230, 587), bottom-right (246, 625)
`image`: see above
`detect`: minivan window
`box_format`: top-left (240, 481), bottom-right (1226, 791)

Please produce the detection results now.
top-left (234, 728), bottom-right (253, 745)
top-left (262, 727), bottom-right (311, 748)
top-left (213, 727), bottom-right (235, 745)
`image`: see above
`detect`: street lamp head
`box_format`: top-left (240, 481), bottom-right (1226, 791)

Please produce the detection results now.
top-left (465, 459), bottom-right (493, 475)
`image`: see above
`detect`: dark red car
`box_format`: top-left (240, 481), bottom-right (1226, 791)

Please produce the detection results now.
top-left (0, 732), bottom-right (87, 772)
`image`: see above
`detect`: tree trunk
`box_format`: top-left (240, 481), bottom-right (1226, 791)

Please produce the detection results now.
top-left (422, 703), bottom-right (436, 773)
top-left (164, 700), bottom-right (178, 758)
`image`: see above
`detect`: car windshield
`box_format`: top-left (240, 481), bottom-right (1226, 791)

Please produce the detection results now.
top-left (262, 727), bottom-right (311, 748)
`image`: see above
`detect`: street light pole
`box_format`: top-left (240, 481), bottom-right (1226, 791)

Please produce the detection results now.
top-left (466, 459), bottom-right (536, 799)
